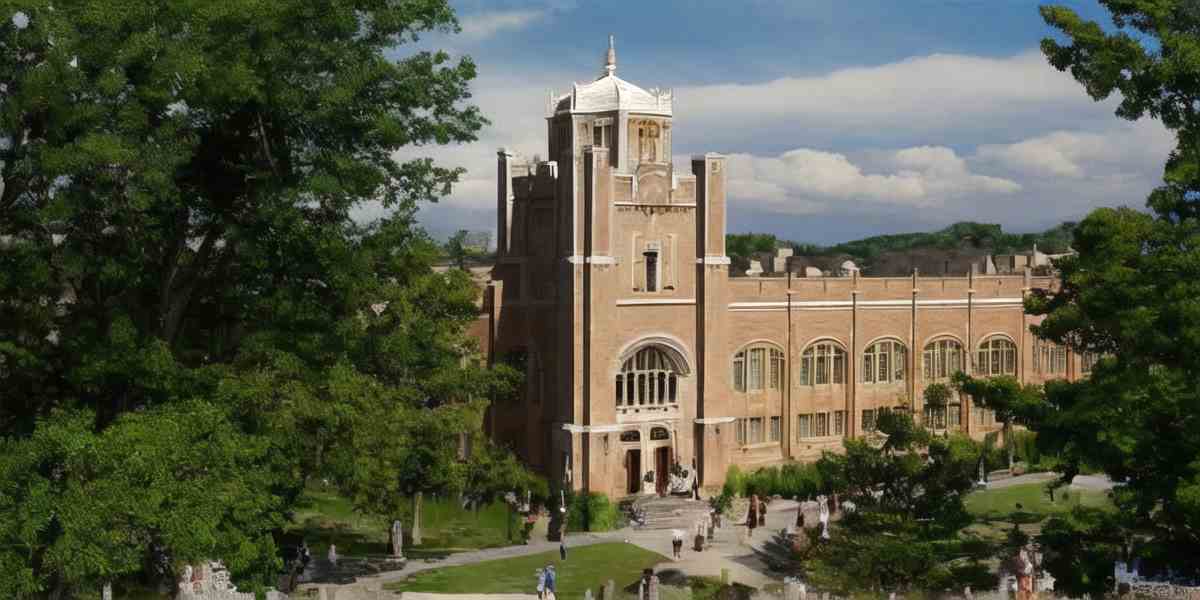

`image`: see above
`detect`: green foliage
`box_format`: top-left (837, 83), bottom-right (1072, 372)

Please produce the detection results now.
top-left (951, 373), bottom-right (1044, 469)
top-left (567, 492), bottom-right (621, 532)
top-left (922, 383), bottom-right (953, 407)
top-left (0, 405), bottom-right (286, 598)
top-left (737, 463), bottom-right (826, 500)
top-left (444, 230), bottom-right (492, 269)
top-left (797, 413), bottom-right (994, 595)
top-left (1022, 0), bottom-right (1200, 578)
top-left (722, 465), bottom-right (746, 498)
top-left (0, 0), bottom-right (534, 593)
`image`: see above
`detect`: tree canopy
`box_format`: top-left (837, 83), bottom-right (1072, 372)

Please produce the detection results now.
top-left (0, 0), bottom-right (526, 596)
top-left (1017, 0), bottom-right (1200, 589)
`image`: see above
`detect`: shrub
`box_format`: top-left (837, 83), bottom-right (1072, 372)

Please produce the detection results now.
top-left (567, 491), bottom-right (621, 532)
top-left (723, 465), bottom-right (746, 497)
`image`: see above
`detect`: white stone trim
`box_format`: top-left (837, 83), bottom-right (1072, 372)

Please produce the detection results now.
top-left (561, 424), bottom-right (624, 434)
top-left (566, 255), bottom-right (584, 264)
top-left (697, 256), bottom-right (731, 265)
top-left (616, 298), bottom-right (696, 306)
top-left (614, 202), bottom-right (697, 208)
top-left (727, 297), bottom-right (1024, 311)
top-left (588, 256), bottom-right (617, 265)
top-left (694, 417), bottom-right (737, 425)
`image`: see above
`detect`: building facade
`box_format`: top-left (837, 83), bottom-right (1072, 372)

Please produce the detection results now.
top-left (476, 40), bottom-right (1087, 499)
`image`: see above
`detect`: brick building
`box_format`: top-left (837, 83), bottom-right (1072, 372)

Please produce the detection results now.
top-left (474, 39), bottom-right (1087, 499)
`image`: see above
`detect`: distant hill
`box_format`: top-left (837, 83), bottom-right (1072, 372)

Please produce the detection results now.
top-left (727, 221), bottom-right (1076, 272)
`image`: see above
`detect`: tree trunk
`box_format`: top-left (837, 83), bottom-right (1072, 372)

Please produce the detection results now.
top-left (412, 492), bottom-right (423, 546)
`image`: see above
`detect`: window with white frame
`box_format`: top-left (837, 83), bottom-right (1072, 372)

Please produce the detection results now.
top-left (592, 119), bottom-right (612, 148)
top-left (797, 414), bottom-right (812, 439)
top-left (732, 345), bottom-right (785, 392)
top-left (976, 336), bottom-right (1017, 376)
top-left (861, 409), bottom-right (876, 432)
top-left (833, 410), bottom-right (846, 435)
top-left (734, 417), bottom-right (766, 446)
top-left (923, 338), bottom-right (964, 380)
top-left (616, 346), bottom-right (681, 408)
top-left (1034, 337), bottom-right (1068, 375)
top-left (863, 339), bottom-right (907, 384)
top-left (769, 416), bottom-right (781, 442)
top-left (799, 341), bottom-right (847, 385)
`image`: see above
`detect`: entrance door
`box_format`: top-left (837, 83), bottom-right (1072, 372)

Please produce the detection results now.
top-left (626, 449), bottom-right (642, 494)
top-left (654, 447), bottom-right (671, 496)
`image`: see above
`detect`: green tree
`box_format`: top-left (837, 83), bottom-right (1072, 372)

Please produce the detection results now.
top-left (1019, 0), bottom-right (1200, 585)
top-left (444, 229), bottom-right (491, 269)
top-left (0, 0), bottom-right (504, 594)
top-left (951, 373), bottom-right (1042, 471)
top-left (799, 412), bottom-right (996, 595)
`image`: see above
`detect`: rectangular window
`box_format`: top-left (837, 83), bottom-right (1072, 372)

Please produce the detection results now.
top-left (834, 410), bottom-right (846, 435)
top-left (947, 403), bottom-right (961, 427)
top-left (923, 348), bottom-right (934, 380)
top-left (815, 413), bottom-right (829, 437)
top-left (592, 123), bottom-right (611, 148)
top-left (769, 416), bottom-right (781, 442)
top-left (833, 350), bottom-right (844, 383)
top-left (863, 354), bottom-right (874, 384)
top-left (645, 251), bottom-right (658, 292)
top-left (878, 349), bottom-right (889, 383)
top-left (862, 409), bottom-right (876, 432)
top-left (798, 414), bottom-right (812, 439)
top-left (736, 419), bottom-right (747, 445)
top-left (750, 417), bottom-right (764, 444)
top-left (895, 346), bottom-right (906, 382)
top-left (815, 353), bottom-right (828, 385)
top-left (770, 350), bottom-right (783, 390)
top-left (799, 356), bottom-right (812, 386)
top-left (748, 348), bottom-right (765, 391)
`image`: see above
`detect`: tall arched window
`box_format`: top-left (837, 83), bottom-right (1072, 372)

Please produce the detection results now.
top-left (616, 345), bottom-right (681, 407)
top-left (976, 336), bottom-right (1017, 376)
top-left (799, 341), bottom-right (846, 386)
top-left (732, 344), bottom-right (785, 392)
top-left (862, 339), bottom-right (906, 384)
top-left (923, 338), bottom-right (964, 380)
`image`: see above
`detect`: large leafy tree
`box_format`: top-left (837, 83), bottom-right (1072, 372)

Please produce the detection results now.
top-left (0, 0), bottom-right (513, 596)
top-left (797, 413), bottom-right (996, 595)
top-left (951, 373), bottom-right (1043, 471)
top-left (1019, 0), bottom-right (1200, 587)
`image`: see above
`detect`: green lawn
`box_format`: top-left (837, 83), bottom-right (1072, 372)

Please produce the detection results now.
top-left (964, 481), bottom-right (1113, 539)
top-left (384, 542), bottom-right (666, 598)
top-left (285, 487), bottom-right (520, 559)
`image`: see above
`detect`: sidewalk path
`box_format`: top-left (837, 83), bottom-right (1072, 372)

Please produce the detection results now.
top-left (981, 472), bottom-right (1114, 490)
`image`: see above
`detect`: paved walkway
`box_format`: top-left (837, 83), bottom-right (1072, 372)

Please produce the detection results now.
top-left (332, 499), bottom-right (804, 595)
top-left (981, 471), bottom-right (1114, 490)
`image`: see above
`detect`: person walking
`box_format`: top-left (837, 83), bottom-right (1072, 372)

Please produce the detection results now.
top-left (758, 498), bottom-right (767, 527)
top-left (536, 567), bottom-right (547, 600)
top-left (544, 565), bottom-right (557, 600)
top-left (671, 529), bottom-right (684, 559)
top-left (747, 495), bottom-right (759, 539)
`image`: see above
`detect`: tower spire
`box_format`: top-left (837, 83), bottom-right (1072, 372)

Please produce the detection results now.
top-left (603, 34), bottom-right (616, 76)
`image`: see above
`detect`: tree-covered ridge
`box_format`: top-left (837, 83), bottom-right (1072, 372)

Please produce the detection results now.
top-left (726, 221), bottom-right (1077, 265)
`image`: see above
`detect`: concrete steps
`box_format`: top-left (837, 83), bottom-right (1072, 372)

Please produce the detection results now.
top-left (632, 496), bottom-right (711, 531)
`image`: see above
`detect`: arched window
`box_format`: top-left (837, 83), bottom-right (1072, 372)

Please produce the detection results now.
top-left (616, 345), bottom-right (682, 407)
top-left (620, 430), bottom-right (640, 442)
top-left (732, 344), bottom-right (785, 392)
top-left (976, 336), bottom-right (1017, 376)
top-left (862, 339), bottom-right (906, 384)
top-left (923, 338), bottom-right (964, 380)
top-left (650, 427), bottom-right (670, 440)
top-left (799, 341), bottom-right (846, 386)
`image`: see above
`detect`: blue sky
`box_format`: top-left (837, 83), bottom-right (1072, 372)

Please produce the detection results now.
top-left (383, 0), bottom-right (1172, 246)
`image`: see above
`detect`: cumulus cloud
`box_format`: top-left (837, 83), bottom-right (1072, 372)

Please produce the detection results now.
top-left (974, 120), bottom-right (1173, 179)
top-left (723, 146), bottom-right (1019, 215)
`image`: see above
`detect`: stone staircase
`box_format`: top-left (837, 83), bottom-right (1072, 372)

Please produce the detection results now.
top-left (631, 496), bottom-right (712, 531)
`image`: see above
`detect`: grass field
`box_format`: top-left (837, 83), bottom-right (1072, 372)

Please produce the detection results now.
top-left (285, 486), bottom-right (520, 559)
top-left (383, 542), bottom-right (666, 597)
top-left (964, 481), bottom-right (1113, 539)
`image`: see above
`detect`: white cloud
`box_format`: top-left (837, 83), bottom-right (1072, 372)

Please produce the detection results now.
top-left (458, 9), bottom-right (545, 40)
top-left (974, 120), bottom-right (1173, 179)
top-left (723, 145), bottom-right (1020, 215)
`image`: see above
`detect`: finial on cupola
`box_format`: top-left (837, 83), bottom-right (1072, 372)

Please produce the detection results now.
top-left (604, 34), bottom-right (616, 76)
